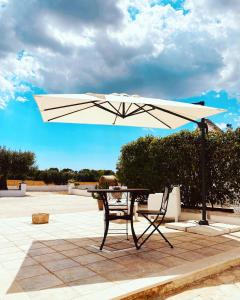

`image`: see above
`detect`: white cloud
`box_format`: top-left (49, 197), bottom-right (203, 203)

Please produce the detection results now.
top-left (0, 51), bottom-right (41, 108)
top-left (0, 0), bottom-right (240, 107)
top-left (16, 96), bottom-right (28, 103)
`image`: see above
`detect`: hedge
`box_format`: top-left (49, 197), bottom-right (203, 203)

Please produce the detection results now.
top-left (116, 128), bottom-right (240, 208)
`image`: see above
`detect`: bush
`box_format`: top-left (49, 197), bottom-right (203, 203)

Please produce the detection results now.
top-left (0, 147), bottom-right (36, 190)
top-left (117, 128), bottom-right (240, 208)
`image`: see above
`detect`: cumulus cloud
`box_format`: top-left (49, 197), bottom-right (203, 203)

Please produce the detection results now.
top-left (0, 0), bottom-right (240, 108)
top-left (0, 50), bottom-right (41, 108)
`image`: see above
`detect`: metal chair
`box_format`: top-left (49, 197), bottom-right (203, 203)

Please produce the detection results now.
top-left (100, 190), bottom-right (130, 250)
top-left (136, 186), bottom-right (174, 249)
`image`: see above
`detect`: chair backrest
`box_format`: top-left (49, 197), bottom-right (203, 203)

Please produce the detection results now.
top-left (148, 186), bottom-right (172, 214)
top-left (160, 186), bottom-right (172, 214)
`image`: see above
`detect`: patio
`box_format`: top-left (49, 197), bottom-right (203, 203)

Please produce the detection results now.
top-left (0, 192), bottom-right (240, 299)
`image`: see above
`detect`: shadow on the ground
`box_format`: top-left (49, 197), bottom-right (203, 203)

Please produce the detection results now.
top-left (7, 232), bottom-right (240, 294)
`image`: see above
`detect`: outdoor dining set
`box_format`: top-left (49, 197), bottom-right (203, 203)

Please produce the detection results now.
top-left (88, 186), bottom-right (174, 251)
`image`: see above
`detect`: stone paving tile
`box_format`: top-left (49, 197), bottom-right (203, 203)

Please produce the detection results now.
top-left (41, 239), bottom-right (70, 247)
top-left (54, 266), bottom-right (96, 283)
top-left (28, 246), bottom-right (56, 257)
top-left (174, 250), bottom-right (205, 262)
top-left (210, 242), bottom-right (237, 251)
top-left (194, 247), bottom-right (224, 257)
top-left (0, 252), bottom-right (26, 262)
top-left (26, 286), bottom-right (78, 300)
top-left (159, 255), bottom-right (187, 268)
top-left (17, 273), bottom-right (63, 291)
top-left (42, 258), bottom-right (80, 272)
top-left (176, 242), bottom-right (204, 251)
top-left (50, 242), bottom-right (78, 252)
top-left (73, 253), bottom-right (107, 265)
top-left (60, 247), bottom-right (91, 257)
top-left (135, 250), bottom-right (170, 261)
top-left (156, 245), bottom-right (188, 255)
top-left (28, 242), bottom-right (46, 250)
top-left (112, 254), bottom-right (146, 266)
top-left (0, 246), bottom-right (24, 255)
top-left (0, 200), bottom-right (239, 300)
top-left (15, 265), bottom-right (49, 280)
top-left (87, 259), bottom-right (126, 274)
top-left (33, 252), bottom-right (66, 263)
top-left (67, 275), bottom-right (112, 296)
top-left (98, 249), bottom-right (134, 259)
top-left (191, 239), bottom-right (219, 246)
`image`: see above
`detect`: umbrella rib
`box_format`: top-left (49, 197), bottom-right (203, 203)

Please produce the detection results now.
top-left (113, 102), bottom-right (122, 125)
top-left (125, 103), bottom-right (133, 115)
top-left (134, 104), bottom-right (172, 129)
top-left (94, 103), bottom-right (122, 117)
top-left (106, 101), bottom-right (122, 115)
top-left (127, 107), bottom-right (155, 117)
top-left (150, 105), bottom-right (199, 124)
top-left (125, 104), bottom-right (149, 117)
top-left (47, 101), bottom-right (107, 122)
top-left (44, 100), bottom-right (98, 111)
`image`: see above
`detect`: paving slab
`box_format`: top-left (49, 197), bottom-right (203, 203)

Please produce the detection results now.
top-left (210, 222), bottom-right (240, 233)
top-left (165, 222), bottom-right (197, 231)
top-left (0, 193), bottom-right (240, 299)
top-left (187, 225), bottom-right (229, 236)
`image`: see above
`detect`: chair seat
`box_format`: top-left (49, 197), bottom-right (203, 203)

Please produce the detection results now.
top-left (108, 214), bottom-right (131, 221)
top-left (109, 207), bottom-right (128, 211)
top-left (137, 209), bottom-right (165, 215)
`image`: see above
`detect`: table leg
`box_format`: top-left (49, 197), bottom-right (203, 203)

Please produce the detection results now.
top-left (130, 193), bottom-right (139, 249)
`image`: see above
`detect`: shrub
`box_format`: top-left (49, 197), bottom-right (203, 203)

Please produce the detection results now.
top-left (117, 128), bottom-right (240, 207)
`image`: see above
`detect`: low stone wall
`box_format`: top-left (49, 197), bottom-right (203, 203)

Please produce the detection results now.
top-left (69, 189), bottom-right (91, 197)
top-left (0, 183), bottom-right (26, 197)
top-left (68, 184), bottom-right (92, 197)
top-left (26, 185), bottom-right (68, 192)
top-left (0, 190), bottom-right (25, 197)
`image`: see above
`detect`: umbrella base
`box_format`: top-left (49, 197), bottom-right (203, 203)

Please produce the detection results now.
top-left (199, 219), bottom-right (209, 225)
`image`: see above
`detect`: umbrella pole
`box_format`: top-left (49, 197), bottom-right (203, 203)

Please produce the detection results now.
top-left (199, 118), bottom-right (209, 225)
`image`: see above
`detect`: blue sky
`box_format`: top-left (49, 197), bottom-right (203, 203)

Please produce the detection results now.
top-left (0, 0), bottom-right (239, 170)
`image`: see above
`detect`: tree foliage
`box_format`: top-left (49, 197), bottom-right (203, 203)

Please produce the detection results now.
top-left (0, 147), bottom-right (36, 190)
top-left (117, 129), bottom-right (240, 207)
top-left (0, 146), bottom-right (115, 188)
top-left (30, 168), bottom-right (114, 185)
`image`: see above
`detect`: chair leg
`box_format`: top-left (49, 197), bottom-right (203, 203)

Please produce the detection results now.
top-left (100, 218), bottom-right (109, 251)
top-left (130, 215), bottom-right (139, 249)
top-left (153, 224), bottom-right (173, 248)
top-left (137, 214), bottom-right (173, 249)
top-left (126, 220), bottom-right (129, 240)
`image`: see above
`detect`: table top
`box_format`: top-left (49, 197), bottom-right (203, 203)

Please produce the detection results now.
top-left (87, 188), bottom-right (149, 193)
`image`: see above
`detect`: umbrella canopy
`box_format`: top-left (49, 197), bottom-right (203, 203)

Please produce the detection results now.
top-left (34, 93), bottom-right (225, 129)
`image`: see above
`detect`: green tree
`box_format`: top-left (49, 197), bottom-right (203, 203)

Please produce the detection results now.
top-left (0, 147), bottom-right (36, 190)
top-left (117, 128), bottom-right (240, 208)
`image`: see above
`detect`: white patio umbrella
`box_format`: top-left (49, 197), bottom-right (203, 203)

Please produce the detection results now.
top-left (34, 93), bottom-right (226, 224)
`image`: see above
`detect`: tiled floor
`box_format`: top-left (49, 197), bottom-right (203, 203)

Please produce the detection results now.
top-left (0, 194), bottom-right (240, 299)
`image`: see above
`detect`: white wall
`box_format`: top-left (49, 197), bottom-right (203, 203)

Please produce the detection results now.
top-left (26, 185), bottom-right (68, 192)
top-left (0, 184), bottom-right (26, 197)
top-left (0, 190), bottom-right (25, 197)
top-left (68, 184), bottom-right (92, 197)
top-left (148, 186), bottom-right (181, 222)
top-left (69, 189), bottom-right (91, 197)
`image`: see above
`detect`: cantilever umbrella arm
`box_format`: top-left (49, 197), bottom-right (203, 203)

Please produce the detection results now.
top-left (150, 103), bottom-right (209, 225)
